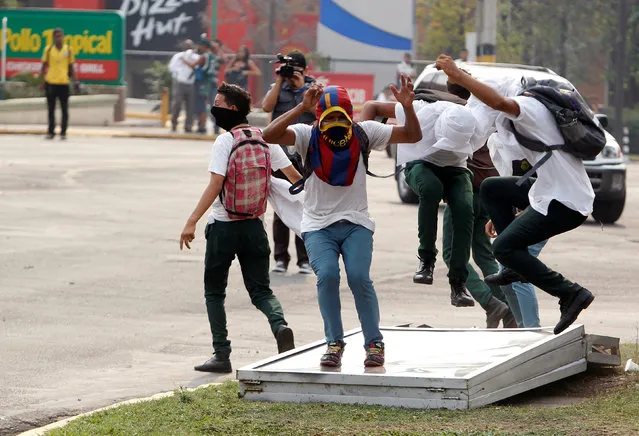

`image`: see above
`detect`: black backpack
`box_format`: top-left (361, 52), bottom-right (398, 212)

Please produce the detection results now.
top-left (289, 124), bottom-right (393, 194)
top-left (511, 77), bottom-right (606, 185)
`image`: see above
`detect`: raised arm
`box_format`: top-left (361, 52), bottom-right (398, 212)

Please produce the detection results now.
top-left (262, 84), bottom-right (324, 146)
top-left (388, 75), bottom-right (422, 144)
top-left (246, 60), bottom-right (262, 77)
top-left (436, 54), bottom-right (520, 117)
top-left (262, 76), bottom-right (284, 112)
top-left (359, 100), bottom-right (396, 121)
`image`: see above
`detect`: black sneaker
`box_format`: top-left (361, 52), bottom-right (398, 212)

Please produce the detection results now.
top-left (45, 133), bottom-right (54, 140)
top-left (484, 268), bottom-right (528, 286)
top-left (275, 325), bottom-right (295, 353)
top-left (413, 257), bottom-right (435, 284)
top-left (450, 279), bottom-right (475, 307)
top-left (554, 288), bottom-right (594, 334)
top-left (320, 340), bottom-right (345, 367)
top-left (60, 134), bottom-right (67, 140)
top-left (194, 353), bottom-right (232, 373)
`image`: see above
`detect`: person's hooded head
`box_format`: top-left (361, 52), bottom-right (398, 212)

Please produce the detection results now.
top-left (315, 86), bottom-right (354, 148)
top-left (307, 86), bottom-right (363, 188)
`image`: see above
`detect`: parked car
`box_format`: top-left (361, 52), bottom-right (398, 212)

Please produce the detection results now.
top-left (393, 62), bottom-right (626, 224)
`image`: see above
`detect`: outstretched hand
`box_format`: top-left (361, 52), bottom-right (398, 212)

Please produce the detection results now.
top-left (301, 84), bottom-right (324, 111)
top-left (435, 54), bottom-right (462, 83)
top-left (390, 74), bottom-right (415, 108)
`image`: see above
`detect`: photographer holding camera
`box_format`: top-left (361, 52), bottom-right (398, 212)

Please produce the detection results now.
top-left (262, 51), bottom-right (315, 275)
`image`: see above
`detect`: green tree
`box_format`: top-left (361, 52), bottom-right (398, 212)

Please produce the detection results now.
top-left (0, 0), bottom-right (20, 7)
top-left (416, 0), bottom-right (476, 60)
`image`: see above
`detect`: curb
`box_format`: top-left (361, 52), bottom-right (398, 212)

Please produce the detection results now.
top-left (0, 128), bottom-right (218, 142)
top-left (18, 382), bottom-right (225, 436)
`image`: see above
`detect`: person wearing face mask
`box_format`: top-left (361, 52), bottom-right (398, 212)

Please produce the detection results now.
top-left (179, 82), bottom-right (303, 373)
top-left (262, 75), bottom-right (422, 368)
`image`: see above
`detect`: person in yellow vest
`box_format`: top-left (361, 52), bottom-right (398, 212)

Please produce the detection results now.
top-left (40, 28), bottom-right (77, 140)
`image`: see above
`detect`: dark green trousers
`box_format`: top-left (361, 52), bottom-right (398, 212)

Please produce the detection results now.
top-left (204, 219), bottom-right (287, 356)
top-left (404, 160), bottom-right (474, 283)
top-left (442, 191), bottom-right (506, 307)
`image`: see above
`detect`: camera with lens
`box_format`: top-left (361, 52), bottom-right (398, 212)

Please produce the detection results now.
top-left (273, 53), bottom-right (302, 79)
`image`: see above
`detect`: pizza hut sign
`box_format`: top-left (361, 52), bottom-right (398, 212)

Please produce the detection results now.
top-left (107, 0), bottom-right (206, 51)
top-left (310, 71), bottom-right (375, 108)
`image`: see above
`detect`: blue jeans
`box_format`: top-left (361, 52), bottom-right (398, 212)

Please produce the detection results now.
top-left (303, 221), bottom-right (383, 347)
top-left (500, 240), bottom-right (547, 328)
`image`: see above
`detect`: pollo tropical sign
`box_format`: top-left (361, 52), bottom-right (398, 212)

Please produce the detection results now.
top-left (0, 9), bottom-right (125, 84)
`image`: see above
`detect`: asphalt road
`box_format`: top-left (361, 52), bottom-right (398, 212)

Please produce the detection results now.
top-left (1, 135), bottom-right (637, 434)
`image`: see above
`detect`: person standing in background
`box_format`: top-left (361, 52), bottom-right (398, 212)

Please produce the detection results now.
top-left (396, 52), bottom-right (416, 86)
top-left (40, 28), bottom-right (78, 140)
top-left (209, 39), bottom-right (226, 134)
top-left (192, 37), bottom-right (213, 134)
top-left (262, 51), bottom-right (315, 275)
top-left (169, 40), bottom-right (200, 133)
top-left (225, 45), bottom-right (262, 92)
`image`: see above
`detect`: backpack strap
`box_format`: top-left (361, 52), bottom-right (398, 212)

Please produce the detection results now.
top-left (354, 123), bottom-right (397, 179)
top-left (509, 120), bottom-right (562, 186)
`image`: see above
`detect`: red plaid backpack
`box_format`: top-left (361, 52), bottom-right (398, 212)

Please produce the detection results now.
top-left (221, 127), bottom-right (272, 219)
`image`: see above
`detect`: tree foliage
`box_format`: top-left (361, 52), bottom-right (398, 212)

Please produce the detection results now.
top-left (416, 0), bottom-right (475, 60)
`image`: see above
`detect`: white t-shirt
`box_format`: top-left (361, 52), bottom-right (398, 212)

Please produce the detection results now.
top-left (395, 100), bottom-right (475, 168)
top-left (170, 50), bottom-right (200, 84)
top-left (490, 96), bottom-right (595, 216)
top-left (290, 121), bottom-right (393, 233)
top-left (207, 131), bottom-right (292, 223)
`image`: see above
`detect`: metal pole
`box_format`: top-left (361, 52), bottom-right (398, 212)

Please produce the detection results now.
top-left (211, 0), bottom-right (218, 39)
top-left (1, 17), bottom-right (7, 84)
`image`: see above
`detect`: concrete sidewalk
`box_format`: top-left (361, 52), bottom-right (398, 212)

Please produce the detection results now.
top-left (0, 124), bottom-right (218, 141)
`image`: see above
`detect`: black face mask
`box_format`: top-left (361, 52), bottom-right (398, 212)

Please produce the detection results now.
top-left (210, 106), bottom-right (248, 132)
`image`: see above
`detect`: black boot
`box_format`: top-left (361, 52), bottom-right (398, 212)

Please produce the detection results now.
top-left (484, 268), bottom-right (528, 286)
top-left (450, 279), bottom-right (475, 307)
top-left (275, 325), bottom-right (295, 353)
top-left (554, 287), bottom-right (594, 334)
top-left (482, 296), bottom-right (509, 328)
top-left (194, 353), bottom-right (232, 373)
top-left (413, 257), bottom-right (435, 284)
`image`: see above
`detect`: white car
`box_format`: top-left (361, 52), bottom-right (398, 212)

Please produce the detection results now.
top-left (394, 62), bottom-right (626, 224)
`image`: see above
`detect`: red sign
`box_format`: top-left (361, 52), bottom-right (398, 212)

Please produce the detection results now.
top-left (309, 71), bottom-right (375, 111)
top-left (4, 59), bottom-right (121, 81)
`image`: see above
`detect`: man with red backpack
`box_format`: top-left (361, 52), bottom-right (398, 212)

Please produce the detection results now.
top-left (179, 82), bottom-right (303, 373)
top-left (262, 75), bottom-right (422, 368)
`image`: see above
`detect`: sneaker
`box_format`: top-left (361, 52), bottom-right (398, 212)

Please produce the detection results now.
top-left (554, 288), bottom-right (594, 334)
top-left (364, 341), bottom-right (385, 367)
top-left (275, 325), bottom-right (295, 353)
top-left (413, 256), bottom-right (435, 284)
top-left (298, 262), bottom-right (312, 275)
top-left (320, 340), bottom-right (345, 367)
top-left (272, 260), bottom-right (287, 273)
top-left (45, 133), bottom-right (54, 140)
top-left (60, 134), bottom-right (67, 140)
top-left (194, 353), bottom-right (232, 373)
